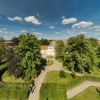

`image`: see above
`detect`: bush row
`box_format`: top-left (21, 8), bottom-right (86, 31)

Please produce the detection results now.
top-left (0, 82), bottom-right (31, 100)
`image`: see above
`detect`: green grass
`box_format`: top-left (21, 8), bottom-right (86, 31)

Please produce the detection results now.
top-left (40, 84), bottom-right (66, 100)
top-left (40, 71), bottom-right (100, 100)
top-left (43, 71), bottom-right (79, 84)
top-left (40, 71), bottom-right (79, 100)
top-left (2, 71), bottom-right (25, 83)
top-left (70, 87), bottom-right (100, 100)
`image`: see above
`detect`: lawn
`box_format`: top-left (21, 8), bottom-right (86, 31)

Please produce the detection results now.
top-left (2, 71), bottom-right (25, 83)
top-left (70, 87), bottom-right (100, 100)
top-left (43, 71), bottom-right (79, 84)
top-left (40, 71), bottom-right (100, 100)
top-left (40, 71), bottom-right (80, 100)
top-left (40, 84), bottom-right (66, 100)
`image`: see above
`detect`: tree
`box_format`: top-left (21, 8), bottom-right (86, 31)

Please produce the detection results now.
top-left (11, 37), bottom-right (19, 46)
top-left (63, 34), bottom-right (96, 73)
top-left (96, 46), bottom-right (100, 58)
top-left (14, 33), bottom-right (42, 81)
top-left (0, 37), bottom-right (5, 64)
top-left (55, 40), bottom-right (64, 61)
top-left (39, 38), bottom-right (50, 45)
top-left (89, 38), bottom-right (98, 48)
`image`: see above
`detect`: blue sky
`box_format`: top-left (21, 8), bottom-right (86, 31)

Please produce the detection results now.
top-left (0, 0), bottom-right (100, 40)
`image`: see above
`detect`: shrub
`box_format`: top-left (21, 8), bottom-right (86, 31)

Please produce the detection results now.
top-left (59, 70), bottom-right (66, 78)
top-left (71, 72), bottom-right (76, 78)
top-left (47, 60), bottom-right (53, 66)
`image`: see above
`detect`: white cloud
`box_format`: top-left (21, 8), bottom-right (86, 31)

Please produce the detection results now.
top-left (81, 31), bottom-right (87, 34)
top-left (72, 21), bottom-right (93, 28)
top-left (62, 18), bottom-right (77, 25)
top-left (20, 29), bottom-right (28, 33)
top-left (24, 16), bottom-right (41, 25)
top-left (32, 32), bottom-right (42, 35)
top-left (61, 16), bottom-right (66, 19)
top-left (8, 16), bottom-right (22, 21)
top-left (49, 26), bottom-right (55, 29)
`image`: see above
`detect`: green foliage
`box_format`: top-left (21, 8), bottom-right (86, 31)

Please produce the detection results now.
top-left (47, 59), bottom-right (53, 66)
top-left (0, 82), bottom-right (30, 100)
top-left (63, 34), bottom-right (96, 73)
top-left (89, 38), bottom-right (98, 47)
top-left (55, 40), bottom-right (64, 61)
top-left (14, 33), bottom-right (42, 81)
top-left (40, 38), bottom-right (50, 45)
top-left (96, 46), bottom-right (100, 58)
top-left (59, 70), bottom-right (66, 78)
top-left (11, 37), bottom-right (19, 46)
top-left (0, 37), bottom-right (5, 64)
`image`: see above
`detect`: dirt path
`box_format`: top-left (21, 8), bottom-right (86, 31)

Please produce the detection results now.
top-left (67, 81), bottom-right (100, 99)
top-left (28, 60), bottom-right (63, 100)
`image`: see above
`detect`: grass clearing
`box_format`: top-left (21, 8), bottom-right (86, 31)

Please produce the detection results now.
top-left (43, 71), bottom-right (79, 84)
top-left (40, 71), bottom-right (100, 100)
top-left (2, 71), bottom-right (25, 83)
top-left (70, 87), bottom-right (100, 100)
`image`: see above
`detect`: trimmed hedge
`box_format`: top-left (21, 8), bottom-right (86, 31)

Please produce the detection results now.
top-left (0, 82), bottom-right (31, 100)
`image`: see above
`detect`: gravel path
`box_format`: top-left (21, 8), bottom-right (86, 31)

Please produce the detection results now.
top-left (28, 59), bottom-right (84, 100)
top-left (28, 60), bottom-right (63, 100)
top-left (67, 81), bottom-right (100, 99)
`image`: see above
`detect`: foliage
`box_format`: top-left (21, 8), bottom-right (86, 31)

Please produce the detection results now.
top-left (59, 70), bottom-right (66, 78)
top-left (55, 40), bottom-right (64, 61)
top-left (40, 38), bottom-right (50, 45)
top-left (2, 71), bottom-right (25, 83)
top-left (89, 38), bottom-right (98, 47)
top-left (47, 59), bottom-right (53, 66)
top-left (0, 37), bottom-right (5, 64)
top-left (6, 47), bottom-right (23, 78)
top-left (14, 33), bottom-right (43, 81)
top-left (0, 82), bottom-right (31, 100)
top-left (11, 37), bottom-right (19, 46)
top-left (96, 46), bottom-right (100, 58)
top-left (63, 34), bottom-right (96, 73)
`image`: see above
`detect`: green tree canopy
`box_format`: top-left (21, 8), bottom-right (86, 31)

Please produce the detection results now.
top-left (89, 38), bottom-right (98, 47)
top-left (39, 38), bottom-right (50, 45)
top-left (55, 40), bottom-right (64, 61)
top-left (63, 34), bottom-right (96, 73)
top-left (14, 33), bottom-right (42, 81)
top-left (0, 37), bottom-right (5, 63)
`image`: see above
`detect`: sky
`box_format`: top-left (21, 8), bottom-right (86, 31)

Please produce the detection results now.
top-left (0, 0), bottom-right (100, 40)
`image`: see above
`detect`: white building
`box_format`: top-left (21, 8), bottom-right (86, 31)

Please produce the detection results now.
top-left (41, 44), bottom-right (55, 58)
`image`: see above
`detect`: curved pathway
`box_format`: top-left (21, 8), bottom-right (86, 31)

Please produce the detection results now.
top-left (28, 60), bottom-right (63, 100)
top-left (67, 81), bottom-right (100, 99)
top-left (29, 59), bottom-right (84, 100)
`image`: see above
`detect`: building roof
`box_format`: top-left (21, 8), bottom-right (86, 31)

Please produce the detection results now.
top-left (41, 45), bottom-right (48, 50)
top-left (97, 40), bottom-right (100, 44)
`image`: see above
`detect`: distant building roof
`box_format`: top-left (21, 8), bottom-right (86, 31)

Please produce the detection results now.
top-left (41, 45), bottom-right (48, 50)
top-left (97, 40), bottom-right (100, 44)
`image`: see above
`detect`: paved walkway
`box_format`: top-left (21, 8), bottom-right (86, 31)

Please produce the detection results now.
top-left (67, 81), bottom-right (100, 99)
top-left (29, 59), bottom-right (84, 100)
top-left (28, 60), bottom-right (63, 100)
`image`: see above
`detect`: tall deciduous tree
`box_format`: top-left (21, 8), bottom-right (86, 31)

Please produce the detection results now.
top-left (63, 34), bottom-right (96, 73)
top-left (14, 33), bottom-right (42, 81)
